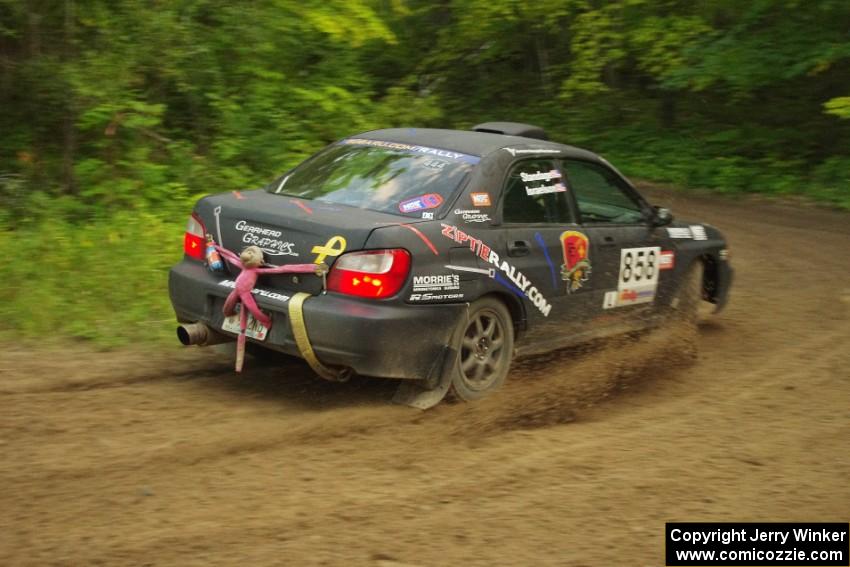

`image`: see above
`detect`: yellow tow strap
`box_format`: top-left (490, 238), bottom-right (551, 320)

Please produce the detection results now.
top-left (288, 292), bottom-right (344, 382)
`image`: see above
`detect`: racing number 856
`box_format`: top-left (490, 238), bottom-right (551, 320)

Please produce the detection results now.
top-left (622, 250), bottom-right (656, 283)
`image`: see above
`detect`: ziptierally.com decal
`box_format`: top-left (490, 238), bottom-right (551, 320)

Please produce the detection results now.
top-left (441, 224), bottom-right (551, 316)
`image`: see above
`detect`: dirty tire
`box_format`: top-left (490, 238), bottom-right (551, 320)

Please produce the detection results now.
top-left (670, 261), bottom-right (704, 327)
top-left (448, 297), bottom-right (514, 402)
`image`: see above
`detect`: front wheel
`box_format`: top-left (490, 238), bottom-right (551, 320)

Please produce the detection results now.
top-left (448, 297), bottom-right (514, 401)
top-left (669, 261), bottom-right (704, 325)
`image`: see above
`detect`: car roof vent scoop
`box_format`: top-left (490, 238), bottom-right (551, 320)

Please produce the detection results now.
top-left (472, 122), bottom-right (549, 141)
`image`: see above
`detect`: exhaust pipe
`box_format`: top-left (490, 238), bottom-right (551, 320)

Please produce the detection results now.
top-left (177, 322), bottom-right (232, 347)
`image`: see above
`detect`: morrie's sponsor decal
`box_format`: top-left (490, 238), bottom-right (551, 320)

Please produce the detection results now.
top-left (234, 220), bottom-right (298, 256)
top-left (218, 280), bottom-right (289, 303)
top-left (471, 192), bottom-right (491, 207)
top-left (659, 250), bottom-right (675, 270)
top-left (440, 224), bottom-right (552, 316)
top-left (454, 208), bottom-right (491, 223)
top-left (399, 193), bottom-right (443, 213)
top-left (560, 231), bottom-right (592, 293)
top-left (412, 274), bottom-right (460, 292)
top-left (343, 138), bottom-right (481, 164)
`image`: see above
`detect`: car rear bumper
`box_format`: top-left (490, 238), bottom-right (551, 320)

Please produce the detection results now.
top-left (168, 260), bottom-right (465, 380)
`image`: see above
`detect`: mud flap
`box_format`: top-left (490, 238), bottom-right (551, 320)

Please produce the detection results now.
top-left (391, 346), bottom-right (456, 409)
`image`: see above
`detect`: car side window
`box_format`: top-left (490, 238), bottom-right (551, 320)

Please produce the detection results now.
top-left (502, 159), bottom-right (572, 224)
top-left (562, 160), bottom-right (645, 224)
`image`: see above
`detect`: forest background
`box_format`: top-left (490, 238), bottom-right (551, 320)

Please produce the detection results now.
top-left (1, 0), bottom-right (848, 344)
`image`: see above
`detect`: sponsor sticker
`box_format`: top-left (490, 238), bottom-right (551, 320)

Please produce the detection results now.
top-left (454, 208), bottom-right (491, 223)
top-left (667, 227), bottom-right (692, 239)
top-left (659, 250), bottom-right (675, 270)
top-left (399, 193), bottom-right (444, 213)
top-left (560, 231), bottom-right (592, 293)
top-left (412, 274), bottom-right (460, 292)
top-left (503, 148), bottom-right (561, 156)
top-left (234, 220), bottom-right (298, 257)
top-left (409, 292), bottom-right (464, 302)
top-left (440, 224), bottom-right (552, 316)
top-left (690, 225), bottom-right (707, 240)
top-left (422, 212), bottom-right (434, 220)
top-left (342, 138), bottom-right (481, 164)
top-left (218, 280), bottom-right (289, 303)
top-left (471, 192), bottom-right (491, 207)
top-left (612, 246), bottom-right (661, 307)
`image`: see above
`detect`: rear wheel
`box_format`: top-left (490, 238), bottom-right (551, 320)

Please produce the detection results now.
top-left (448, 297), bottom-right (514, 401)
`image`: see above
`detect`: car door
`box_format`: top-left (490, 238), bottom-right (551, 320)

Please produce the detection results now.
top-left (561, 159), bottom-right (662, 319)
top-left (496, 158), bottom-right (596, 347)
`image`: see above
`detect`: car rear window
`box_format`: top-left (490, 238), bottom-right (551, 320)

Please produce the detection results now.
top-left (267, 138), bottom-right (479, 217)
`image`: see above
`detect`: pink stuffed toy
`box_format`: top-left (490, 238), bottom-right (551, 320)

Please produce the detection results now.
top-left (215, 243), bottom-right (323, 372)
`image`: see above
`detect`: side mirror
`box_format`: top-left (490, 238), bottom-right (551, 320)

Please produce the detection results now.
top-left (652, 206), bottom-right (673, 227)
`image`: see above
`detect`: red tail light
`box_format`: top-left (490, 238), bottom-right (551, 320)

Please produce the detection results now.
top-left (327, 249), bottom-right (411, 299)
top-left (183, 213), bottom-right (206, 260)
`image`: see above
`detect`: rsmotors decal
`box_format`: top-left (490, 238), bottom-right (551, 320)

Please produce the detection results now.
top-left (342, 138), bottom-right (481, 164)
top-left (440, 224), bottom-right (552, 316)
top-left (560, 231), bottom-right (591, 293)
top-left (603, 246), bottom-right (661, 309)
top-left (234, 220), bottom-right (298, 257)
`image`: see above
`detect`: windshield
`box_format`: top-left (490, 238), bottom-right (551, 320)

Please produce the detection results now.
top-left (267, 138), bottom-right (479, 217)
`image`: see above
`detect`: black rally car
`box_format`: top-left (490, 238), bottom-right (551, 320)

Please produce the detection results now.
top-left (169, 122), bottom-right (732, 407)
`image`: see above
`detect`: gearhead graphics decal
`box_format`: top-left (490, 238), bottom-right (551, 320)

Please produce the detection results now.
top-left (440, 224), bottom-right (551, 316)
top-left (560, 231), bottom-right (591, 293)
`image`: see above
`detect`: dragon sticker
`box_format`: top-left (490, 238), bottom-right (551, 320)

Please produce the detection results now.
top-left (560, 230), bottom-right (591, 293)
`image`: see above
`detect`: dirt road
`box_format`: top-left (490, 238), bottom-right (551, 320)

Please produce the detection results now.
top-left (1, 188), bottom-right (848, 566)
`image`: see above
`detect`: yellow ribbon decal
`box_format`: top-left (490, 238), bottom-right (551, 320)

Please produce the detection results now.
top-left (311, 235), bottom-right (347, 265)
top-left (288, 292), bottom-right (345, 382)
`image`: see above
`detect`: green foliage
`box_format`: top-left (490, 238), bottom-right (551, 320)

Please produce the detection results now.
top-left (0, 0), bottom-right (849, 344)
top-left (0, 208), bottom-right (182, 346)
